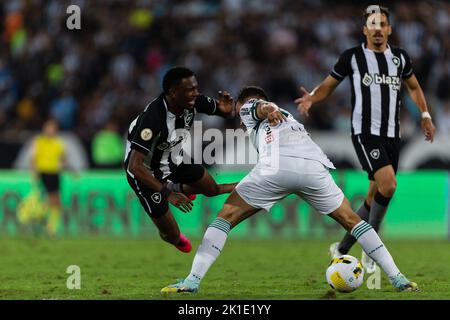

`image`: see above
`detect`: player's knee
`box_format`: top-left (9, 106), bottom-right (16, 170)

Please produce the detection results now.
top-left (378, 179), bottom-right (397, 198)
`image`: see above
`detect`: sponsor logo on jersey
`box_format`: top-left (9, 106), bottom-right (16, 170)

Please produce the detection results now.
top-left (240, 108), bottom-right (250, 116)
top-left (362, 73), bottom-right (373, 86)
top-left (140, 128), bottom-right (153, 141)
top-left (157, 137), bottom-right (184, 151)
top-left (370, 149), bottom-right (380, 160)
top-left (157, 142), bottom-right (169, 150)
top-left (151, 192), bottom-right (162, 203)
top-left (264, 126), bottom-right (273, 143)
top-left (362, 73), bottom-right (400, 91)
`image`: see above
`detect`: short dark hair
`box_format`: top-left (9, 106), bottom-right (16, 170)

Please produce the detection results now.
top-left (364, 5), bottom-right (390, 25)
top-left (237, 86), bottom-right (269, 104)
top-left (162, 66), bottom-right (195, 93)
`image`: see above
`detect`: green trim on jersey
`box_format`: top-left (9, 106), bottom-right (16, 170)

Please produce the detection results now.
top-left (250, 100), bottom-right (263, 121)
top-left (250, 106), bottom-right (259, 121)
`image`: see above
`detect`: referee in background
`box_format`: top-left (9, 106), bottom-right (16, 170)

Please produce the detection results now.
top-left (30, 118), bottom-right (67, 237)
top-left (295, 5), bottom-right (436, 272)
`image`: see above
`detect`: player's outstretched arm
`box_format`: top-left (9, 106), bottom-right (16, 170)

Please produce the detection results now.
top-left (295, 75), bottom-right (340, 117)
top-left (404, 74), bottom-right (436, 143)
top-left (255, 101), bottom-right (287, 126)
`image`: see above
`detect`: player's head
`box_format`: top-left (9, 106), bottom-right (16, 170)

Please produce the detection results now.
top-left (363, 5), bottom-right (391, 48)
top-left (42, 118), bottom-right (59, 136)
top-left (163, 66), bottom-right (199, 110)
top-left (235, 86), bottom-right (269, 114)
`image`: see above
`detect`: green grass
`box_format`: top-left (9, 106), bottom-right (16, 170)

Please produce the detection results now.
top-left (0, 237), bottom-right (449, 300)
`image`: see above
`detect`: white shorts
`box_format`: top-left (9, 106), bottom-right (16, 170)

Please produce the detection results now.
top-left (235, 157), bottom-right (344, 215)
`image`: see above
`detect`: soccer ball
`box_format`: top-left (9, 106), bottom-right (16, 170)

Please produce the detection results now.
top-left (326, 255), bottom-right (364, 292)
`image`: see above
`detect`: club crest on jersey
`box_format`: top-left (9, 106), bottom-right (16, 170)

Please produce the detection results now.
top-left (151, 192), bottom-right (162, 203)
top-left (140, 128), bottom-right (153, 141)
top-left (370, 149), bottom-right (380, 160)
top-left (392, 56), bottom-right (400, 67)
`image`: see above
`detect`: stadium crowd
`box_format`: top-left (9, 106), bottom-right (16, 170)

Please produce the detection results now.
top-left (0, 0), bottom-right (449, 165)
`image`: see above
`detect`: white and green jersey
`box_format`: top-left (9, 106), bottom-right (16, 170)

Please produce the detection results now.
top-left (239, 99), bottom-right (335, 169)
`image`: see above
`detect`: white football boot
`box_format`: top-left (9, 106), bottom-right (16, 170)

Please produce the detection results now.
top-left (361, 250), bottom-right (377, 274)
top-left (329, 242), bottom-right (344, 259)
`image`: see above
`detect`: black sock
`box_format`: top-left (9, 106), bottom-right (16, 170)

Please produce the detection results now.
top-left (368, 192), bottom-right (391, 232)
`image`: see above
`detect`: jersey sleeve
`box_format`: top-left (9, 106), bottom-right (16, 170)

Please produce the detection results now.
top-left (330, 49), bottom-right (353, 81)
top-left (239, 99), bottom-right (264, 130)
top-left (129, 111), bottom-right (160, 154)
top-left (194, 94), bottom-right (218, 115)
top-left (400, 49), bottom-right (414, 79)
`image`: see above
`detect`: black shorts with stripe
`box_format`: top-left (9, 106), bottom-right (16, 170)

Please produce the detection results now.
top-left (126, 163), bottom-right (205, 218)
top-left (351, 134), bottom-right (401, 181)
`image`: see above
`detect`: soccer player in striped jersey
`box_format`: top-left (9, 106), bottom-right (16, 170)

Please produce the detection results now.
top-left (125, 67), bottom-right (237, 253)
top-left (295, 5), bottom-right (436, 273)
top-left (161, 86), bottom-right (418, 294)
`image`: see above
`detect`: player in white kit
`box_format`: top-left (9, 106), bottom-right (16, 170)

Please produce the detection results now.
top-left (161, 86), bottom-right (418, 294)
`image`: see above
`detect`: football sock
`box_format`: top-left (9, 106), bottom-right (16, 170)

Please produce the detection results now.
top-left (185, 218), bottom-right (231, 285)
top-left (351, 221), bottom-right (401, 278)
top-left (338, 201), bottom-right (371, 254)
top-left (368, 192), bottom-right (391, 232)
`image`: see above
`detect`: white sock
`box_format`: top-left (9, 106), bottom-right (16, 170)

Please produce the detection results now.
top-left (186, 218), bottom-right (231, 285)
top-left (351, 221), bottom-right (401, 279)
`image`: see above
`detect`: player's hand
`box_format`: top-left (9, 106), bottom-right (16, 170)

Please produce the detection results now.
top-left (168, 192), bottom-right (194, 213)
top-left (218, 90), bottom-right (234, 115)
top-left (267, 110), bottom-right (287, 126)
top-left (421, 118), bottom-right (436, 143)
top-left (295, 86), bottom-right (313, 117)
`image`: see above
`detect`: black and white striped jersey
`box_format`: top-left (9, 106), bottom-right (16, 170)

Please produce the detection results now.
top-left (330, 43), bottom-right (414, 139)
top-left (124, 93), bottom-right (218, 180)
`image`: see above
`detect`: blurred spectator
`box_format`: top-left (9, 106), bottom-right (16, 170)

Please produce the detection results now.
top-left (435, 101), bottom-right (450, 134)
top-left (91, 120), bottom-right (124, 169)
top-left (49, 90), bottom-right (78, 130)
top-left (0, 55), bottom-right (18, 127)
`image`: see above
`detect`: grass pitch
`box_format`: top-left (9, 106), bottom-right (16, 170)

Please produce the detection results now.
top-left (0, 237), bottom-right (449, 300)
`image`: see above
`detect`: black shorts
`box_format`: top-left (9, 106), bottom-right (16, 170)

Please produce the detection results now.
top-left (352, 134), bottom-right (401, 180)
top-left (127, 163), bottom-right (205, 218)
top-left (39, 173), bottom-right (60, 193)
